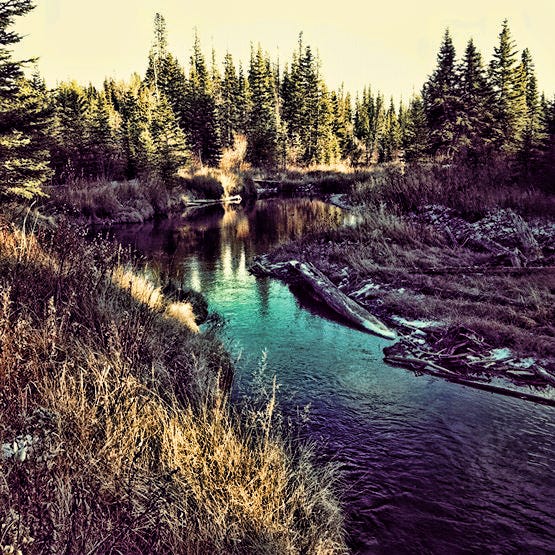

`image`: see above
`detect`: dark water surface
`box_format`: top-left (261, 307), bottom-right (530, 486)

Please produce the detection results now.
top-left (109, 199), bottom-right (555, 554)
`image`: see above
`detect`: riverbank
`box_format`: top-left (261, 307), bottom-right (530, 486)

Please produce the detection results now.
top-left (0, 208), bottom-right (346, 554)
top-left (42, 168), bottom-right (257, 226)
top-left (250, 164), bottom-right (555, 402)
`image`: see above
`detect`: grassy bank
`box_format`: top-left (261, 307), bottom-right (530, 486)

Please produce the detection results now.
top-left (259, 161), bottom-right (555, 390)
top-left (0, 209), bottom-right (345, 554)
top-left (44, 169), bottom-right (257, 225)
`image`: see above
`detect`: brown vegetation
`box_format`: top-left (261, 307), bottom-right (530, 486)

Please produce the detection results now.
top-left (42, 169), bottom-right (258, 226)
top-left (0, 211), bottom-right (345, 554)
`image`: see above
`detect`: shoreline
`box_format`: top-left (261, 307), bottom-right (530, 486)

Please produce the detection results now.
top-left (249, 201), bottom-right (555, 405)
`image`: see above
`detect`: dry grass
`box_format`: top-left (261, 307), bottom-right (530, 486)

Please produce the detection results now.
top-left (44, 179), bottom-right (179, 223)
top-left (350, 161), bottom-right (555, 218)
top-left (220, 134), bottom-right (250, 173)
top-left (178, 167), bottom-right (257, 200)
top-left (0, 212), bottom-right (346, 554)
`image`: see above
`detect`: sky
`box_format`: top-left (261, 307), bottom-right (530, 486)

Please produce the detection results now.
top-left (12, 0), bottom-right (555, 101)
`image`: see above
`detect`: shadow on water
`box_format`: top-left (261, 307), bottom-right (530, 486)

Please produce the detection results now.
top-left (106, 198), bottom-right (555, 555)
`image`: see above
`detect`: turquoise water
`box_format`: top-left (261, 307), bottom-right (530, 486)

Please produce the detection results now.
top-left (110, 199), bottom-right (555, 554)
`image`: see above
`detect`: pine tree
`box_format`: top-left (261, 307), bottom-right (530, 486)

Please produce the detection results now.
top-left (51, 81), bottom-right (90, 181)
top-left (458, 39), bottom-right (495, 154)
top-left (489, 20), bottom-right (527, 153)
top-left (280, 36), bottom-right (303, 162)
top-left (518, 48), bottom-right (543, 173)
top-left (379, 97), bottom-right (401, 162)
top-left (422, 29), bottom-right (462, 157)
top-left (150, 94), bottom-right (189, 183)
top-left (145, 13), bottom-right (168, 99)
top-left (118, 80), bottom-right (150, 179)
top-left (279, 35), bottom-right (335, 165)
top-left (144, 14), bottom-right (187, 120)
top-left (315, 81), bottom-right (340, 164)
top-left (299, 44), bottom-right (320, 164)
top-left (403, 95), bottom-right (429, 162)
top-left (246, 45), bottom-right (278, 167)
top-left (220, 52), bottom-right (241, 148)
top-left (88, 92), bottom-right (124, 179)
top-left (539, 95), bottom-right (555, 190)
top-left (330, 86), bottom-right (355, 161)
top-left (182, 31), bottom-right (222, 166)
top-left (0, 0), bottom-right (52, 198)
top-left (354, 88), bottom-right (386, 164)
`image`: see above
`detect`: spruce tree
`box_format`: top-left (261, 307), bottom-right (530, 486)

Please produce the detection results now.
top-left (315, 80), bottom-right (340, 164)
top-left (518, 48), bottom-right (543, 173)
top-left (118, 78), bottom-right (153, 179)
top-left (280, 35), bottom-right (304, 161)
top-left (0, 0), bottom-right (52, 198)
top-left (458, 39), bottom-right (495, 154)
top-left (150, 94), bottom-right (189, 183)
top-left (422, 28), bottom-right (462, 157)
top-left (279, 36), bottom-right (335, 165)
top-left (145, 13), bottom-right (168, 99)
top-left (220, 52), bottom-right (241, 148)
top-left (354, 89), bottom-right (386, 165)
top-left (403, 95), bottom-right (429, 162)
top-left (246, 45), bottom-right (278, 167)
top-left (182, 31), bottom-right (222, 166)
top-left (88, 92), bottom-right (124, 179)
top-left (51, 81), bottom-right (90, 181)
top-left (330, 86), bottom-right (355, 161)
top-left (489, 20), bottom-right (527, 153)
top-left (539, 95), bottom-right (555, 190)
top-left (379, 97), bottom-right (401, 162)
top-left (145, 14), bottom-right (187, 120)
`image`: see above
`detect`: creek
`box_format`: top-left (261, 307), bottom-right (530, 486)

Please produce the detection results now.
top-left (108, 198), bottom-right (555, 554)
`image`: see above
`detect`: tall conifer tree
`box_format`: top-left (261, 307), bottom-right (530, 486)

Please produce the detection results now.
top-left (489, 20), bottom-right (527, 153)
top-left (422, 29), bottom-right (462, 157)
top-left (403, 95), bottom-right (429, 162)
top-left (182, 31), bottom-right (222, 166)
top-left (518, 48), bottom-right (543, 172)
top-left (246, 45), bottom-right (278, 167)
top-left (458, 39), bottom-right (495, 154)
top-left (0, 0), bottom-right (52, 198)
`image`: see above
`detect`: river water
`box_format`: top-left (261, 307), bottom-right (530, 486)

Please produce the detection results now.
top-left (109, 199), bottom-right (555, 554)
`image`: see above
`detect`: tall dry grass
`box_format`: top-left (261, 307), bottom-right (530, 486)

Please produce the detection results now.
top-left (44, 179), bottom-right (181, 223)
top-left (0, 213), bottom-right (345, 554)
top-left (351, 160), bottom-right (555, 218)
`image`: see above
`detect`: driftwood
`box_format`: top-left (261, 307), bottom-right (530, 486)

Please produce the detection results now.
top-left (186, 195), bottom-right (242, 207)
top-left (384, 355), bottom-right (555, 407)
top-left (408, 266), bottom-right (555, 276)
top-left (250, 258), bottom-right (395, 339)
top-left (288, 261), bottom-right (396, 339)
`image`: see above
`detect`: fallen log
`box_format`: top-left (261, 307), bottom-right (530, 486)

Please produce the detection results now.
top-left (384, 355), bottom-right (555, 406)
top-left (288, 261), bottom-right (396, 340)
top-left (408, 266), bottom-right (555, 276)
top-left (186, 195), bottom-right (242, 207)
top-left (249, 259), bottom-right (294, 280)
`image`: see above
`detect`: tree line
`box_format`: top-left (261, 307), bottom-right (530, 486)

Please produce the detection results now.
top-left (1, 1), bottom-right (555, 199)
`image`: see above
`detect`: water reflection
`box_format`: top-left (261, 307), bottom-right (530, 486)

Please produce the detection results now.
top-left (110, 198), bottom-right (346, 293)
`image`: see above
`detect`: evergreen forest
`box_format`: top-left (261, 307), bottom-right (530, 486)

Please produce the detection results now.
top-left (2, 4), bottom-right (555, 200)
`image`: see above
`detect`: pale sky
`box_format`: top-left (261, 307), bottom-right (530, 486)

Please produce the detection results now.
top-left (12, 0), bottom-right (555, 100)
